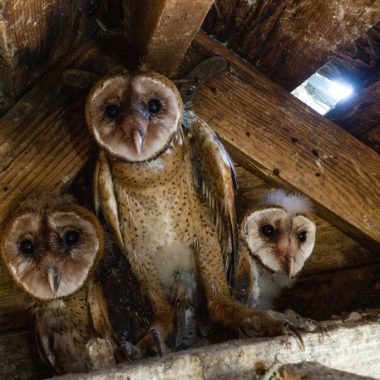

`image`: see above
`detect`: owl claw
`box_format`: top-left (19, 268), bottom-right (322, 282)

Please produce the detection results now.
top-left (284, 322), bottom-right (304, 350)
top-left (150, 328), bottom-right (164, 357)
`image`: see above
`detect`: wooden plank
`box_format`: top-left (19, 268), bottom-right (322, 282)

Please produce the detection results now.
top-left (183, 32), bottom-right (380, 250)
top-left (326, 80), bottom-right (380, 154)
top-left (0, 328), bottom-right (51, 380)
top-left (124, 0), bottom-right (214, 76)
top-left (276, 362), bottom-right (376, 380)
top-left (0, 0), bottom-right (100, 104)
top-left (235, 166), bottom-right (380, 275)
top-left (202, 0), bottom-right (380, 90)
top-left (60, 312), bottom-right (380, 379)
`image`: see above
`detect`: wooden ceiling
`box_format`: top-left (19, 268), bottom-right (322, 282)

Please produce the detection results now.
top-left (203, 0), bottom-right (380, 154)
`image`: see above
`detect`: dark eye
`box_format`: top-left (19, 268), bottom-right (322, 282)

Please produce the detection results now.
top-left (261, 224), bottom-right (276, 237)
top-left (147, 98), bottom-right (162, 114)
top-left (298, 231), bottom-right (307, 243)
top-left (64, 230), bottom-right (80, 246)
top-left (105, 104), bottom-right (119, 119)
top-left (19, 238), bottom-right (35, 255)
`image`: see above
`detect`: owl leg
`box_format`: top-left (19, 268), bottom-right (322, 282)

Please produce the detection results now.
top-left (127, 252), bottom-right (174, 356)
top-left (195, 225), bottom-right (303, 346)
top-left (283, 309), bottom-right (318, 332)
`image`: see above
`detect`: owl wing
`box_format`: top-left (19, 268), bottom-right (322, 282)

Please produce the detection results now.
top-left (186, 113), bottom-right (238, 282)
top-left (93, 150), bottom-right (124, 249)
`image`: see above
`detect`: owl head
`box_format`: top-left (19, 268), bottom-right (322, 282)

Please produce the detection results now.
top-left (240, 190), bottom-right (316, 278)
top-left (0, 194), bottom-right (104, 301)
top-left (86, 72), bottom-right (183, 163)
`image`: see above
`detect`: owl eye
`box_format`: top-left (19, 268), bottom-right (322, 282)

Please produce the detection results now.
top-left (64, 230), bottom-right (80, 246)
top-left (261, 224), bottom-right (275, 237)
top-left (298, 231), bottom-right (307, 243)
top-left (19, 238), bottom-right (35, 255)
top-left (147, 98), bottom-right (162, 114)
top-left (105, 104), bottom-right (119, 119)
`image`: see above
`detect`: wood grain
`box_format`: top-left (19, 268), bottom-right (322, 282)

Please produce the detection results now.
top-left (186, 32), bottom-right (380, 249)
top-left (60, 313), bottom-right (380, 379)
top-left (0, 0), bottom-right (100, 105)
top-left (202, 0), bottom-right (380, 90)
top-left (124, 0), bottom-right (214, 76)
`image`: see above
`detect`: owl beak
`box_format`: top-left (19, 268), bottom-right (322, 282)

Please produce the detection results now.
top-left (47, 267), bottom-right (61, 295)
top-left (133, 129), bottom-right (143, 155)
top-left (284, 256), bottom-right (295, 279)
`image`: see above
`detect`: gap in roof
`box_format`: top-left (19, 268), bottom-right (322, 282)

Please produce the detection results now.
top-left (291, 72), bottom-right (354, 115)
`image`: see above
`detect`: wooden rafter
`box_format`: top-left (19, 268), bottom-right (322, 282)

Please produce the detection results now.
top-left (124, 0), bottom-right (214, 76)
top-left (203, 0), bottom-right (380, 90)
top-left (184, 32), bottom-right (380, 249)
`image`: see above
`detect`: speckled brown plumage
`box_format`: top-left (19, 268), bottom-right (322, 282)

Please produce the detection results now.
top-left (0, 195), bottom-right (122, 374)
top-left (87, 72), bottom-right (304, 352)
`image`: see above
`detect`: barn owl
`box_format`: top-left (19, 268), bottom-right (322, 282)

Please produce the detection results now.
top-left (234, 190), bottom-right (317, 329)
top-left (0, 194), bottom-right (124, 374)
top-left (86, 72), bottom-right (303, 352)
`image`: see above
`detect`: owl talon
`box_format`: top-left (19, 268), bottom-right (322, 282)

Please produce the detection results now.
top-left (284, 322), bottom-right (304, 350)
top-left (150, 328), bottom-right (164, 357)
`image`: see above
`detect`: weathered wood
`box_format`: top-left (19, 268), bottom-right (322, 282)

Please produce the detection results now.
top-left (235, 166), bottom-right (379, 275)
top-left (184, 32), bottom-right (380, 250)
top-left (202, 0), bottom-right (380, 90)
top-left (58, 312), bottom-right (380, 379)
top-left (326, 80), bottom-right (380, 154)
top-left (0, 0), bottom-right (100, 105)
top-left (362, 126), bottom-right (380, 155)
top-left (276, 362), bottom-right (376, 380)
top-left (124, 0), bottom-right (214, 76)
top-left (0, 328), bottom-right (51, 380)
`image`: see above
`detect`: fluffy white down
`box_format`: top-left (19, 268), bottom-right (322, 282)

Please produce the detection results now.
top-left (261, 189), bottom-right (312, 216)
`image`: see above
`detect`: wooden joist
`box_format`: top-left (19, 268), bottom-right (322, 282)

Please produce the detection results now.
top-left (326, 81), bottom-right (380, 154)
top-left (203, 0), bottom-right (380, 90)
top-left (184, 32), bottom-right (380, 250)
top-left (58, 311), bottom-right (380, 379)
top-left (0, 0), bottom-right (99, 108)
top-left (124, 0), bottom-right (214, 76)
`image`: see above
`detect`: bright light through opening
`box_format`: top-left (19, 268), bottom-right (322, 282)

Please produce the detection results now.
top-left (291, 73), bottom-right (355, 115)
top-left (328, 81), bottom-right (353, 102)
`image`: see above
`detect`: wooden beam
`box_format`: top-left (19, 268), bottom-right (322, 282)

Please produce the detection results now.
top-left (0, 0), bottom-right (100, 106)
top-left (326, 80), bottom-right (380, 154)
top-left (183, 32), bottom-right (380, 250)
top-left (60, 312), bottom-right (380, 379)
top-left (203, 0), bottom-right (380, 90)
top-left (276, 362), bottom-right (376, 380)
top-left (124, 0), bottom-right (214, 76)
